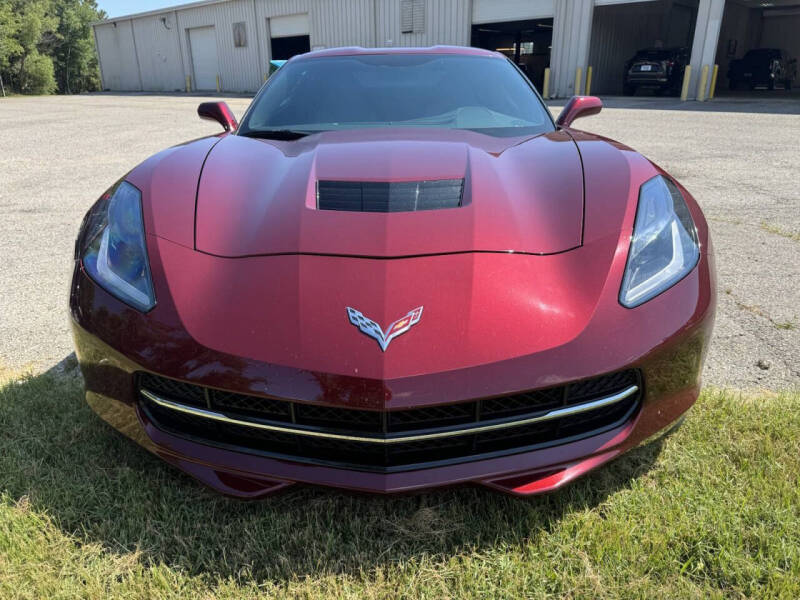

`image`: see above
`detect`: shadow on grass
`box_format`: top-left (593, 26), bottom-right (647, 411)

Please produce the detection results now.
top-left (0, 358), bottom-right (672, 583)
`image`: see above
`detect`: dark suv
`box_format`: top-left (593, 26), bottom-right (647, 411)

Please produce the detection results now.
top-left (728, 48), bottom-right (796, 91)
top-left (624, 47), bottom-right (688, 96)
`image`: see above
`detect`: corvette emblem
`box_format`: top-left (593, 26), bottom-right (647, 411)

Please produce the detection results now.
top-left (346, 306), bottom-right (423, 351)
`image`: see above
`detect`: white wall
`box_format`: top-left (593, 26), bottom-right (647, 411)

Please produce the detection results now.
top-left (310, 0), bottom-right (375, 49)
top-left (96, 0), bottom-right (733, 96)
top-left (132, 12), bottom-right (185, 91)
top-left (374, 0), bottom-right (470, 47)
top-left (688, 0), bottom-right (725, 98)
top-left (550, 0), bottom-right (594, 97)
top-left (176, 0), bottom-right (264, 92)
top-left (94, 20), bottom-right (141, 91)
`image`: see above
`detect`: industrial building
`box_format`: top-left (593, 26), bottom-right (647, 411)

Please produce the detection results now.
top-left (93, 0), bottom-right (800, 98)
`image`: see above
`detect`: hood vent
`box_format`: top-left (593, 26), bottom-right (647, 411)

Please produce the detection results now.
top-left (317, 179), bottom-right (464, 213)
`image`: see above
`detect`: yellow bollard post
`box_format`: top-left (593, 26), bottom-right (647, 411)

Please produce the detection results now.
top-left (542, 67), bottom-right (551, 99)
top-left (574, 67), bottom-right (583, 96)
top-left (697, 64), bottom-right (709, 101)
top-left (680, 65), bottom-right (692, 101)
top-left (185, 75), bottom-right (191, 93)
top-left (709, 64), bottom-right (719, 100)
top-left (585, 66), bottom-right (593, 96)
top-left (216, 74), bottom-right (221, 93)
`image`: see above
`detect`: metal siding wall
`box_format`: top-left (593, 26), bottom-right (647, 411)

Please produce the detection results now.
top-left (176, 0), bottom-right (263, 92)
top-left (472, 0), bottom-right (554, 24)
top-left (550, 0), bottom-right (594, 97)
top-left (93, 21), bottom-right (141, 90)
top-left (588, 2), bottom-right (673, 95)
top-left (375, 0), bottom-right (469, 47)
top-left (310, 0), bottom-right (375, 49)
top-left (132, 14), bottom-right (185, 91)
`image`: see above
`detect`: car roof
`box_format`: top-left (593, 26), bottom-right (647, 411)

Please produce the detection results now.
top-left (292, 45), bottom-right (502, 62)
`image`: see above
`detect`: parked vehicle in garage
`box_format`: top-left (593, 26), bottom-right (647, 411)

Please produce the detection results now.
top-left (728, 48), bottom-right (796, 91)
top-left (624, 47), bottom-right (688, 96)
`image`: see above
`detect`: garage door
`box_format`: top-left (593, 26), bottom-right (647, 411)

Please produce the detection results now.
top-left (269, 13), bottom-right (310, 38)
top-left (472, 0), bottom-right (553, 24)
top-left (189, 26), bottom-right (219, 91)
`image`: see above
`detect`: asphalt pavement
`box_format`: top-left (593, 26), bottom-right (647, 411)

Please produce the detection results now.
top-left (0, 93), bottom-right (797, 389)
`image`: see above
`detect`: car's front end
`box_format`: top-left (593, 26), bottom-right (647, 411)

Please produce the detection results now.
top-left (71, 47), bottom-right (715, 497)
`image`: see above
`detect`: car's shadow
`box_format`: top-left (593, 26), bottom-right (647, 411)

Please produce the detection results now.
top-left (0, 357), bottom-right (675, 583)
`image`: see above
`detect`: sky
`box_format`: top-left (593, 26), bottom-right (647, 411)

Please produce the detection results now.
top-left (97, 0), bottom-right (182, 19)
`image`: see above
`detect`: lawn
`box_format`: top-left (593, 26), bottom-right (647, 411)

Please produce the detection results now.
top-left (1, 367), bottom-right (798, 599)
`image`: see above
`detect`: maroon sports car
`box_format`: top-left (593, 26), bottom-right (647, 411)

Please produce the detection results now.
top-left (70, 46), bottom-right (715, 497)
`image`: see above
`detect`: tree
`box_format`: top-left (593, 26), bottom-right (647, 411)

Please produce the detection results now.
top-left (0, 1), bottom-right (22, 79)
top-left (0, 0), bottom-right (104, 95)
top-left (51, 0), bottom-right (104, 93)
top-left (13, 1), bottom-right (57, 93)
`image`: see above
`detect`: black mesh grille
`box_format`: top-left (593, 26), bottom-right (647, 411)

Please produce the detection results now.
top-left (388, 402), bottom-right (474, 431)
top-left (138, 370), bottom-right (642, 472)
top-left (294, 403), bottom-right (382, 432)
top-left (212, 390), bottom-right (290, 420)
top-left (138, 373), bottom-right (207, 408)
top-left (480, 388), bottom-right (563, 419)
top-left (317, 179), bottom-right (464, 213)
top-left (566, 370), bottom-right (637, 403)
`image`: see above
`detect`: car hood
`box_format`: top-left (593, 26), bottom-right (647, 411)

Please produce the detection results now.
top-left (194, 128), bottom-right (584, 257)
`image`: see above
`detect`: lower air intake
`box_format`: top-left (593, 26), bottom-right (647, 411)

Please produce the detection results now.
top-left (138, 370), bottom-right (642, 473)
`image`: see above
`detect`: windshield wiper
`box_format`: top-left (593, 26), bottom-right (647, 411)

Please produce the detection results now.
top-left (238, 129), bottom-right (316, 140)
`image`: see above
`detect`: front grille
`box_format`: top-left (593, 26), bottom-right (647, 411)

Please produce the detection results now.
top-left (317, 179), bottom-right (464, 212)
top-left (138, 370), bottom-right (642, 472)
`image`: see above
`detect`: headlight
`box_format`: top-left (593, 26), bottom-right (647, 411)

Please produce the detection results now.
top-left (80, 181), bottom-right (156, 312)
top-left (620, 175), bottom-right (699, 308)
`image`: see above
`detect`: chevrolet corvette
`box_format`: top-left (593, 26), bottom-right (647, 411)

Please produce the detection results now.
top-left (70, 46), bottom-right (715, 497)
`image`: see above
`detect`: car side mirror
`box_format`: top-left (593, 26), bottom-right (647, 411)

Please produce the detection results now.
top-left (556, 96), bottom-right (603, 128)
top-left (198, 101), bottom-right (238, 132)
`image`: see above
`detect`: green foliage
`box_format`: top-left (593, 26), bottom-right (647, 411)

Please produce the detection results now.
top-left (18, 50), bottom-right (56, 93)
top-left (0, 0), bottom-right (104, 95)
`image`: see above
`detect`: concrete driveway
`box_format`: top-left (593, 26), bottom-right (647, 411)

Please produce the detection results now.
top-left (1, 93), bottom-right (797, 389)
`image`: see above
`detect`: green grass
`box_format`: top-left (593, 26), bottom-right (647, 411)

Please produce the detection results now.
top-left (1, 369), bottom-right (799, 599)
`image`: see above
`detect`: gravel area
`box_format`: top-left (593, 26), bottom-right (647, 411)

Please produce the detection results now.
top-left (1, 93), bottom-right (797, 389)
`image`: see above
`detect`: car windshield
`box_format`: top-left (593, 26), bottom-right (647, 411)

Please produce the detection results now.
top-left (238, 53), bottom-right (553, 138)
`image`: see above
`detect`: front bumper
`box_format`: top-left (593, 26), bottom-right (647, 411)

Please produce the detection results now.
top-left (70, 244), bottom-right (715, 496)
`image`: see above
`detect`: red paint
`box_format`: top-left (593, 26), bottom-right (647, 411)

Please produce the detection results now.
top-left (556, 96), bottom-right (604, 128)
top-left (70, 47), bottom-right (716, 497)
top-left (197, 101), bottom-right (238, 132)
top-left (192, 129), bottom-right (584, 258)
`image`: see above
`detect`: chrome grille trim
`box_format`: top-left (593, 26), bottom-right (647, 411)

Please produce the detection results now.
top-left (140, 385), bottom-right (639, 445)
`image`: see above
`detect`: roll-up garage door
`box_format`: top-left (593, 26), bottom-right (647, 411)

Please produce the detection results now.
top-left (269, 13), bottom-right (310, 38)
